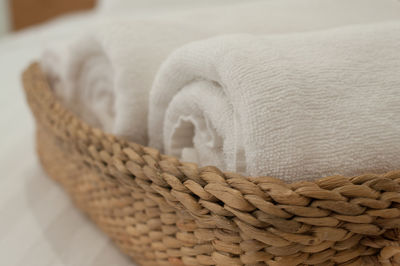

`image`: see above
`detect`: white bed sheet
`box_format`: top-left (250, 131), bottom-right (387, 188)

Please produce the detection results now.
top-left (0, 12), bottom-right (134, 266)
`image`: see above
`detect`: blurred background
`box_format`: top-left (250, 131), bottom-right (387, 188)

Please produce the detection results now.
top-left (0, 0), bottom-right (96, 35)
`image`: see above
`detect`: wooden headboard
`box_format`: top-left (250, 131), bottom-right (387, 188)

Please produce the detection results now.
top-left (9, 0), bottom-right (97, 31)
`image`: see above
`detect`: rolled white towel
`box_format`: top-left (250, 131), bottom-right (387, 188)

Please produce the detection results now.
top-left (41, 0), bottom-right (400, 145)
top-left (148, 22), bottom-right (400, 182)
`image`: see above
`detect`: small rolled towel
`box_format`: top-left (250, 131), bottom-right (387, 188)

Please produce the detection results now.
top-left (41, 0), bottom-right (400, 145)
top-left (148, 22), bottom-right (400, 182)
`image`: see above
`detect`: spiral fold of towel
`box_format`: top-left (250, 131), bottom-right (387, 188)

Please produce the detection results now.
top-left (41, 0), bottom-right (400, 181)
top-left (149, 23), bottom-right (400, 182)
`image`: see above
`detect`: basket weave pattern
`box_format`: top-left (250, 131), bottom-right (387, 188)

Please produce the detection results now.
top-left (23, 63), bottom-right (400, 265)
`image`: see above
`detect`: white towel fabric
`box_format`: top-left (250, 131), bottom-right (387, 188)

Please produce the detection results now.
top-left (148, 22), bottom-right (400, 182)
top-left (41, 0), bottom-right (400, 145)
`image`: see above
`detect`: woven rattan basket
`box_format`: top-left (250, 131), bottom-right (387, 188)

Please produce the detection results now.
top-left (23, 62), bottom-right (400, 266)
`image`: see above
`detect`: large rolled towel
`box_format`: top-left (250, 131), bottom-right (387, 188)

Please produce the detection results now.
top-left (42, 0), bottom-right (400, 145)
top-left (148, 22), bottom-right (400, 182)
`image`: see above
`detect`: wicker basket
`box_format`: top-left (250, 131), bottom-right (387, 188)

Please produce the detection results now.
top-left (23, 62), bottom-right (400, 266)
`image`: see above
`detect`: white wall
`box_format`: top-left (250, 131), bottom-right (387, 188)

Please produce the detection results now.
top-left (0, 0), bottom-right (10, 36)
